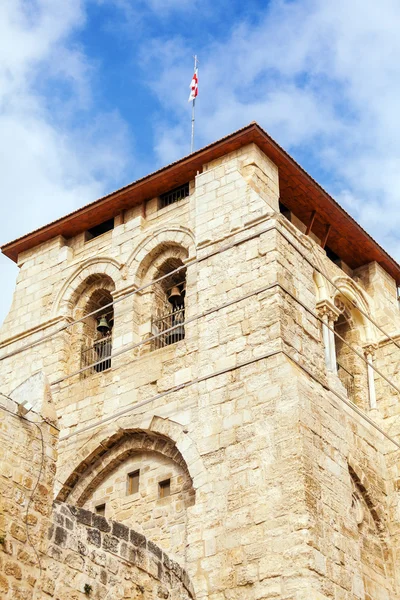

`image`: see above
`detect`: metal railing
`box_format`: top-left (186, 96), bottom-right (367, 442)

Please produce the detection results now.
top-left (337, 362), bottom-right (355, 401)
top-left (81, 336), bottom-right (112, 375)
top-left (159, 183), bottom-right (189, 209)
top-left (151, 307), bottom-right (185, 350)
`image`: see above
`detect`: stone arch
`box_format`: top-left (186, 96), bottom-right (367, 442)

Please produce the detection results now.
top-left (52, 257), bottom-right (123, 317)
top-left (63, 430), bottom-right (195, 507)
top-left (124, 227), bottom-right (195, 286)
top-left (348, 462), bottom-right (386, 535)
top-left (331, 276), bottom-right (376, 408)
top-left (128, 233), bottom-right (193, 352)
top-left (312, 247), bottom-right (336, 304)
top-left (56, 422), bottom-right (202, 562)
top-left (60, 272), bottom-right (117, 375)
top-left (57, 417), bottom-right (204, 504)
top-left (72, 274), bottom-right (115, 319)
top-left (332, 275), bottom-right (374, 343)
top-left (347, 461), bottom-right (395, 597)
top-left (313, 270), bottom-right (328, 304)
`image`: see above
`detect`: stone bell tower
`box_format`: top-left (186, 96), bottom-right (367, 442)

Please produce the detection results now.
top-left (1, 122), bottom-right (400, 599)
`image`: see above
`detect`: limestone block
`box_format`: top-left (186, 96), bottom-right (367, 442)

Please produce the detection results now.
top-left (10, 371), bottom-right (57, 424)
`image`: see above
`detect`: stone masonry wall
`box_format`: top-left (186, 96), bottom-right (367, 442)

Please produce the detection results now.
top-left (273, 219), bottom-right (400, 599)
top-left (0, 395), bottom-right (58, 599)
top-left (41, 502), bottom-right (194, 600)
top-left (0, 398), bottom-right (195, 599)
top-left (82, 449), bottom-right (195, 561)
top-left (1, 139), bottom-right (400, 599)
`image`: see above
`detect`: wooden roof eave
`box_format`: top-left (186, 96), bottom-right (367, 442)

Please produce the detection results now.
top-left (2, 122), bottom-right (400, 285)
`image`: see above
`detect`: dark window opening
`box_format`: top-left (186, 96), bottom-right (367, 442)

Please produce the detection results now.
top-left (85, 218), bottom-right (114, 241)
top-left (93, 317), bottom-right (113, 373)
top-left (279, 201), bottom-right (292, 221)
top-left (152, 279), bottom-right (186, 350)
top-left (158, 479), bottom-right (171, 498)
top-left (325, 246), bottom-right (342, 267)
top-left (95, 503), bottom-right (106, 516)
top-left (159, 183), bottom-right (189, 209)
top-left (81, 290), bottom-right (114, 376)
top-left (335, 313), bottom-right (356, 403)
top-left (127, 470), bottom-right (140, 495)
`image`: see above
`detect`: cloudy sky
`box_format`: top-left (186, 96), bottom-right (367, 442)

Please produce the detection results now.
top-left (1, 0), bottom-right (400, 324)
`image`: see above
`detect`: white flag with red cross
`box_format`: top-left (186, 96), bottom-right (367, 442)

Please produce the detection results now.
top-left (188, 68), bottom-right (198, 102)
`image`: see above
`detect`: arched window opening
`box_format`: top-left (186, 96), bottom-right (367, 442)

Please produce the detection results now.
top-left (81, 288), bottom-right (114, 374)
top-left (334, 311), bottom-right (356, 401)
top-left (333, 298), bottom-right (368, 408)
top-left (151, 259), bottom-right (186, 350)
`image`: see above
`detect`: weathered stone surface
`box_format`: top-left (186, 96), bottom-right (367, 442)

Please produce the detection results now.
top-left (54, 526), bottom-right (68, 547)
top-left (1, 141), bottom-right (400, 599)
top-left (44, 503), bottom-right (194, 599)
top-left (111, 521), bottom-right (129, 541)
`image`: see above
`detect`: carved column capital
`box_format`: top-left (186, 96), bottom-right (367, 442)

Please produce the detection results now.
top-left (363, 343), bottom-right (378, 359)
top-left (316, 300), bottom-right (341, 323)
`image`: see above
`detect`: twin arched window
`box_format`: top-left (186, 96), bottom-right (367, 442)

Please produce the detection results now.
top-left (70, 253), bottom-right (187, 377)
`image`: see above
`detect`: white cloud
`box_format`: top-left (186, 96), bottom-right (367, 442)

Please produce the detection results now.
top-left (3, 0), bottom-right (400, 327)
top-left (0, 0), bottom-right (132, 325)
top-left (143, 0), bottom-right (400, 267)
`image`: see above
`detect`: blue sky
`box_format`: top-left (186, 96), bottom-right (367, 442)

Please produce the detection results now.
top-left (2, 0), bottom-right (400, 324)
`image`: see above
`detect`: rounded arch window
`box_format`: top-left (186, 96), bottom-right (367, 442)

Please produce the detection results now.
top-left (81, 289), bottom-right (114, 373)
top-left (73, 278), bottom-right (115, 375)
top-left (151, 258), bottom-right (186, 350)
top-left (333, 296), bottom-right (368, 407)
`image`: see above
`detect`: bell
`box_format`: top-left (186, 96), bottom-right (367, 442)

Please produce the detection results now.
top-left (97, 315), bottom-right (110, 334)
top-left (168, 286), bottom-right (182, 305)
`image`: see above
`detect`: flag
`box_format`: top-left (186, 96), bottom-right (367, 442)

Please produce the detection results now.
top-left (188, 68), bottom-right (198, 102)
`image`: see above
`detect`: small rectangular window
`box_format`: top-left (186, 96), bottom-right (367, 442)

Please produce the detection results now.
top-left (127, 470), bottom-right (140, 495)
top-left (158, 479), bottom-right (171, 498)
top-left (159, 183), bottom-right (189, 209)
top-left (85, 218), bottom-right (114, 241)
top-left (95, 503), bottom-right (106, 516)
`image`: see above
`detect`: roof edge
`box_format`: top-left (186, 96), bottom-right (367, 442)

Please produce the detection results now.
top-left (2, 122), bottom-right (400, 285)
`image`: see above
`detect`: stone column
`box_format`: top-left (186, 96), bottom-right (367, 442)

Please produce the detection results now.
top-left (317, 301), bottom-right (341, 372)
top-left (328, 312), bottom-right (338, 373)
top-left (364, 344), bottom-right (378, 409)
top-left (317, 305), bottom-right (331, 370)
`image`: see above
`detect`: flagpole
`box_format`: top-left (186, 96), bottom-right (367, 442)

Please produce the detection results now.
top-left (191, 97), bottom-right (195, 154)
top-left (190, 55), bottom-right (198, 154)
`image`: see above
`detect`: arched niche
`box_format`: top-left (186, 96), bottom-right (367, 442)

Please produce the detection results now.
top-left (57, 430), bottom-right (195, 561)
top-left (332, 276), bottom-right (374, 343)
top-left (133, 242), bottom-right (189, 352)
top-left (348, 465), bottom-right (394, 599)
top-left (66, 274), bottom-right (116, 375)
top-left (332, 278), bottom-right (375, 408)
